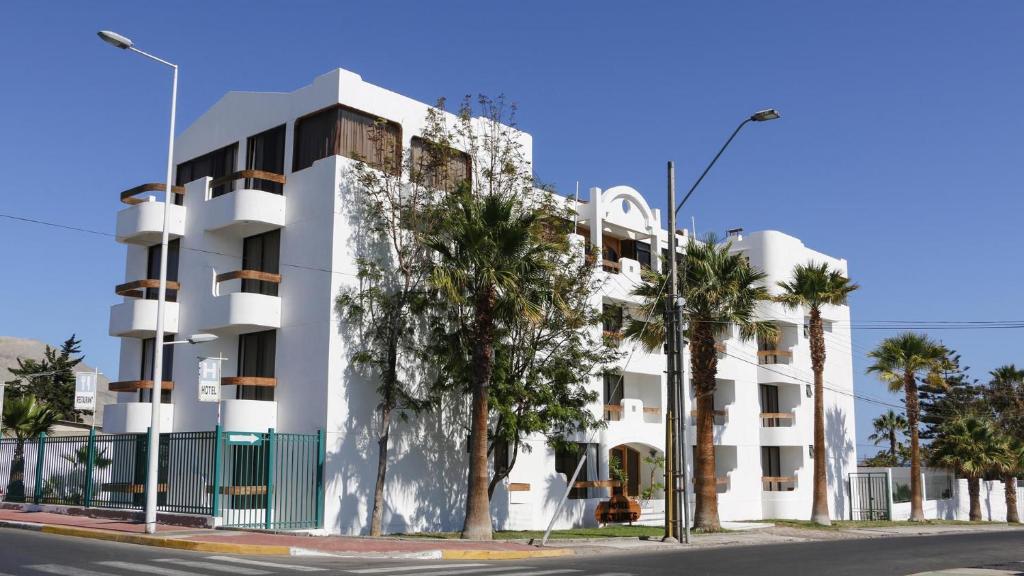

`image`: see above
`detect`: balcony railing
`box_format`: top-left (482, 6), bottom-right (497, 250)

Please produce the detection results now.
top-left (120, 183), bottom-right (186, 205)
top-left (221, 376), bottom-right (277, 388)
top-left (208, 170), bottom-right (287, 194)
top-left (215, 270), bottom-right (282, 285)
top-left (602, 259), bottom-right (621, 274)
top-left (760, 412), bottom-right (795, 427)
top-left (604, 404), bottom-right (661, 422)
top-left (108, 380), bottom-right (174, 392)
top-left (762, 475), bottom-right (798, 492)
top-left (757, 349), bottom-right (793, 365)
top-left (115, 279), bottom-right (181, 299)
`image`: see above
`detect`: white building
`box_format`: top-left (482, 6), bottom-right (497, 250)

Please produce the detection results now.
top-left (105, 68), bottom-right (857, 534)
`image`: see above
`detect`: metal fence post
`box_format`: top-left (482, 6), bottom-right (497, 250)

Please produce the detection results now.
top-left (84, 427), bottom-right (97, 508)
top-left (211, 425), bottom-right (223, 518)
top-left (143, 426), bottom-right (152, 510)
top-left (265, 429), bottom-right (275, 530)
top-left (316, 429), bottom-right (325, 529)
top-left (33, 432), bottom-right (46, 504)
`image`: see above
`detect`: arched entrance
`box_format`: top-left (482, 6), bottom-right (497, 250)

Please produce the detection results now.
top-left (608, 443), bottom-right (664, 499)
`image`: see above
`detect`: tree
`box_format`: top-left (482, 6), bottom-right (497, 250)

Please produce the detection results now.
top-left (868, 410), bottom-right (909, 463)
top-left (929, 415), bottom-right (1009, 521)
top-left (1003, 439), bottom-right (1024, 524)
top-left (1, 396), bottom-right (55, 501)
top-left (985, 364), bottom-right (1024, 439)
top-left (625, 234), bottom-right (776, 531)
top-left (866, 332), bottom-right (948, 522)
top-left (6, 335), bottom-right (85, 422)
top-left (776, 262), bottom-right (858, 525)
top-left (919, 351), bottom-right (982, 441)
top-left (335, 107), bottom-right (455, 536)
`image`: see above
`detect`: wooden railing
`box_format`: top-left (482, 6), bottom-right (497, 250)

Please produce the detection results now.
top-left (573, 479), bottom-right (621, 489)
top-left (757, 349), bottom-right (793, 365)
top-left (507, 483), bottom-right (531, 492)
top-left (115, 279), bottom-right (181, 299)
top-left (215, 270), bottom-right (282, 284)
top-left (762, 476), bottom-right (798, 491)
top-left (109, 380), bottom-right (174, 392)
top-left (221, 376), bottom-right (277, 388)
top-left (120, 183), bottom-right (186, 205)
top-left (602, 259), bottom-right (621, 273)
top-left (209, 169), bottom-right (286, 191)
top-left (604, 404), bottom-right (663, 421)
top-left (760, 412), bottom-right (796, 427)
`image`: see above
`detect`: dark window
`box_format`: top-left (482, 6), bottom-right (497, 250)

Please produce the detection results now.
top-left (660, 248), bottom-right (684, 274)
top-left (293, 105), bottom-right (401, 174)
top-left (176, 143), bottom-right (238, 199)
top-left (237, 330), bottom-right (276, 401)
top-left (493, 438), bottom-right (510, 478)
top-left (604, 372), bottom-right (624, 421)
top-left (554, 444), bottom-right (595, 499)
top-left (410, 136), bottom-right (472, 192)
top-left (246, 125), bottom-right (286, 194)
top-left (602, 303), bottom-right (624, 334)
top-left (139, 336), bottom-right (173, 403)
top-left (242, 230), bottom-right (280, 296)
top-left (634, 241), bottom-right (652, 269)
top-left (145, 240), bottom-right (179, 302)
top-left (759, 384), bottom-right (780, 427)
top-left (761, 446), bottom-right (782, 491)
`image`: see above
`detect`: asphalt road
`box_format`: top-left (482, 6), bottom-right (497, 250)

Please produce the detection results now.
top-left (1, 527), bottom-right (1023, 576)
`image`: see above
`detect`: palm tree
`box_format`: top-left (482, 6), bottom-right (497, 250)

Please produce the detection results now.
top-left (868, 410), bottom-right (909, 462)
top-left (866, 333), bottom-right (947, 521)
top-left (776, 262), bottom-right (858, 525)
top-left (426, 187), bottom-right (551, 540)
top-left (1003, 439), bottom-right (1024, 524)
top-left (929, 415), bottom-right (1009, 521)
top-left (625, 234), bottom-right (775, 531)
top-left (2, 396), bottom-right (56, 501)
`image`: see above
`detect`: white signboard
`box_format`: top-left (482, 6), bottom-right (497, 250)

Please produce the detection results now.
top-left (74, 372), bottom-right (97, 411)
top-left (197, 357), bottom-right (222, 403)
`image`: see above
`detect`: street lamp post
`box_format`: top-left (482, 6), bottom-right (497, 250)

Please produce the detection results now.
top-left (667, 109), bottom-right (780, 544)
top-left (98, 30), bottom-right (179, 535)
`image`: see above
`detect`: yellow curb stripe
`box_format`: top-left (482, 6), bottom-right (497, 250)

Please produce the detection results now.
top-left (441, 548), bottom-right (574, 560)
top-left (37, 526), bottom-right (292, 555)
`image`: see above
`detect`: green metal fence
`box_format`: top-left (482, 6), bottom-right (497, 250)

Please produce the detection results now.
top-left (0, 427), bottom-right (324, 530)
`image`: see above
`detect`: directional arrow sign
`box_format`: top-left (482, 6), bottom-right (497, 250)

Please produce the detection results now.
top-left (228, 433), bottom-right (262, 445)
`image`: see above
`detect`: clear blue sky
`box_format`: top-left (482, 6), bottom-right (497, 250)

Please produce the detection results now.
top-left (3, 1), bottom-right (1023, 454)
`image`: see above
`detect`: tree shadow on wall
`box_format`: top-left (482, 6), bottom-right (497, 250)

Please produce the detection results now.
top-left (826, 405), bottom-right (855, 520)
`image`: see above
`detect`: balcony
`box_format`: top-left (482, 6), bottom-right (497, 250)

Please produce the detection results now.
top-left (762, 475), bottom-right (798, 492)
top-left (759, 412), bottom-right (802, 445)
top-left (220, 398), bottom-right (277, 433)
top-left (202, 171), bottom-right (287, 237)
top-left (115, 183), bottom-right (186, 245)
top-left (200, 271), bottom-right (281, 334)
top-left (757, 349), bottom-right (793, 365)
top-left (109, 298), bottom-right (180, 338)
top-left (108, 379), bottom-right (174, 393)
top-left (604, 399), bottom-right (661, 424)
top-left (103, 401), bottom-right (174, 434)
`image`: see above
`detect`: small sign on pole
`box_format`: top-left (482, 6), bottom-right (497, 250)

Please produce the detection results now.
top-left (197, 357), bottom-right (223, 403)
top-left (74, 371), bottom-right (97, 411)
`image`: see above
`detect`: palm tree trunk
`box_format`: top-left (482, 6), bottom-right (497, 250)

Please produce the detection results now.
top-left (808, 308), bottom-right (831, 526)
top-left (8, 441), bottom-right (26, 502)
top-left (1005, 474), bottom-right (1019, 524)
top-left (461, 286), bottom-right (496, 540)
top-left (889, 431), bottom-right (896, 460)
top-left (967, 477), bottom-right (981, 521)
top-left (904, 371), bottom-right (924, 521)
top-left (690, 322), bottom-right (720, 531)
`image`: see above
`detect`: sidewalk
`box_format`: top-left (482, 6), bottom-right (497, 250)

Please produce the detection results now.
top-left (0, 508), bottom-right (570, 560)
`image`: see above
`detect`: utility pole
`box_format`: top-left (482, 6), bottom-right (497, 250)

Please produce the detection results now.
top-left (665, 161), bottom-right (689, 544)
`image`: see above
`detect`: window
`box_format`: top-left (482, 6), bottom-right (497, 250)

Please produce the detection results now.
top-left (176, 143), bottom-right (238, 199)
top-left (145, 240), bottom-right (179, 302)
top-left (602, 303), bottom-right (624, 334)
top-left (410, 136), bottom-right (471, 192)
top-left (242, 230), bottom-right (280, 296)
top-left (554, 444), bottom-right (598, 499)
top-left (604, 372), bottom-right (624, 421)
top-left (246, 125), bottom-right (286, 194)
top-left (139, 336), bottom-right (173, 403)
top-left (759, 384), bottom-right (780, 427)
top-left (237, 330), bottom-right (276, 401)
top-left (493, 438), bottom-right (510, 478)
top-left (761, 446), bottom-right (782, 491)
top-left (293, 105), bottom-right (401, 174)
top-left (620, 240), bottom-right (652, 269)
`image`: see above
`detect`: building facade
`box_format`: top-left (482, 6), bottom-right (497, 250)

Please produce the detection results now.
top-left (106, 68), bottom-right (857, 534)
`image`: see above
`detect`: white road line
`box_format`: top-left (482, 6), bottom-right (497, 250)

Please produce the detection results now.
top-left (485, 571), bottom-right (580, 576)
top-left (96, 561), bottom-right (205, 576)
top-left (204, 556), bottom-right (326, 572)
top-left (346, 565), bottom-right (488, 574)
top-left (347, 568), bottom-right (528, 576)
top-left (155, 558), bottom-right (271, 574)
top-left (27, 566), bottom-right (113, 576)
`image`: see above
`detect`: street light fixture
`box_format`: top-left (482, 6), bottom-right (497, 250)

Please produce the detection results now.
top-left (98, 29), bottom-right (179, 536)
top-left (664, 109), bottom-right (781, 545)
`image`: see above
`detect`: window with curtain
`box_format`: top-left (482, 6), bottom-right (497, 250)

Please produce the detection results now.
top-left (237, 330), bottom-right (276, 401)
top-left (139, 336), bottom-right (173, 403)
top-left (245, 125), bottom-right (286, 194)
top-left (176, 143), bottom-right (238, 198)
top-left (554, 443), bottom-right (598, 499)
top-left (410, 136), bottom-right (472, 192)
top-left (145, 239), bottom-right (179, 302)
top-left (292, 105), bottom-right (401, 174)
top-left (241, 230), bottom-right (280, 296)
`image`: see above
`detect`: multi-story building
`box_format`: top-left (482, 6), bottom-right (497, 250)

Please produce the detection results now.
top-left (105, 68), bottom-right (857, 534)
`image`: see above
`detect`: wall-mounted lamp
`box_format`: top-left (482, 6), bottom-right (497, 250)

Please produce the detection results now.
top-left (805, 384), bottom-right (813, 398)
top-left (808, 445), bottom-right (815, 459)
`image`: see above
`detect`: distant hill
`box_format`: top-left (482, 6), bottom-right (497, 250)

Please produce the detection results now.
top-left (0, 336), bottom-right (115, 427)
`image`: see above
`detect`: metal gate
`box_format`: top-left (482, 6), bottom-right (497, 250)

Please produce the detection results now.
top-left (849, 472), bottom-right (890, 520)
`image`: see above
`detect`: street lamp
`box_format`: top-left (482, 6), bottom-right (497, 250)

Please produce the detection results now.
top-left (665, 109), bottom-right (781, 545)
top-left (98, 29), bottom-right (179, 535)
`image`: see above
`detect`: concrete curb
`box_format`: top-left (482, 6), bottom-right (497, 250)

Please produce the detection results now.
top-left (0, 519), bottom-right (573, 560)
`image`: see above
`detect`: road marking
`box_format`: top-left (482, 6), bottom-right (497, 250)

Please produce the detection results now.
top-left (27, 566), bottom-right (112, 576)
top-left (485, 571), bottom-right (580, 576)
top-left (204, 557), bottom-right (326, 572)
top-left (347, 568), bottom-right (528, 576)
top-left (96, 561), bottom-right (205, 576)
top-left (346, 566), bottom-right (489, 574)
top-left (155, 558), bottom-right (271, 574)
